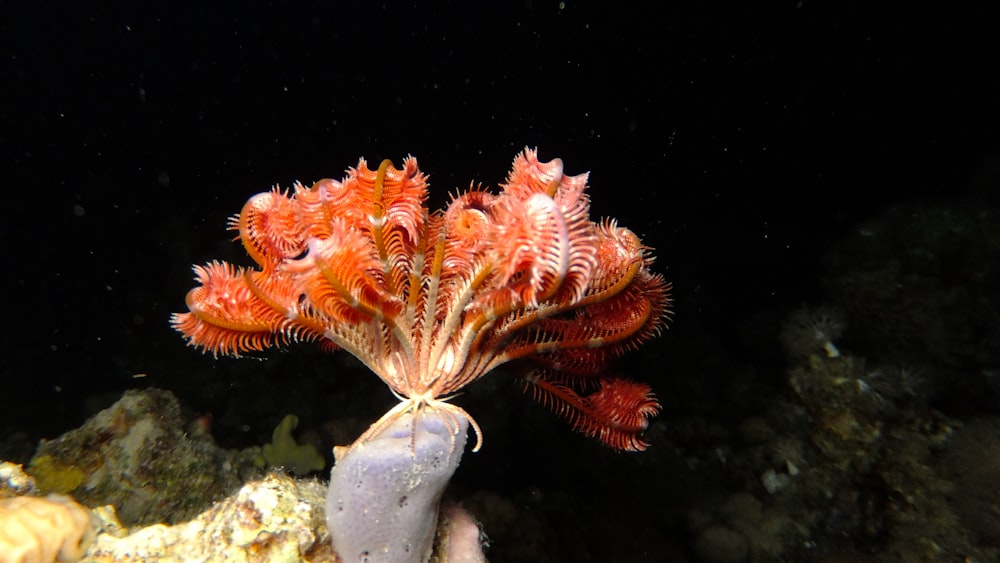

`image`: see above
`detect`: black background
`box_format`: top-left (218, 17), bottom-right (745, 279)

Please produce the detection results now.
top-left (2, 2), bottom-right (998, 559)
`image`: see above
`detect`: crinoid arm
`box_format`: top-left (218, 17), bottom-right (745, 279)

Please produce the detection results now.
top-left (522, 371), bottom-right (661, 451)
top-left (170, 261), bottom-right (323, 357)
top-left (348, 393), bottom-right (484, 457)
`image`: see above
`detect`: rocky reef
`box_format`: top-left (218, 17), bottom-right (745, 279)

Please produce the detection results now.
top-left (1, 388), bottom-right (486, 562)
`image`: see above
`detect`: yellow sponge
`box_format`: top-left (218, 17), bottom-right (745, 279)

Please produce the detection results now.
top-left (261, 415), bottom-right (325, 476)
top-left (0, 494), bottom-right (98, 563)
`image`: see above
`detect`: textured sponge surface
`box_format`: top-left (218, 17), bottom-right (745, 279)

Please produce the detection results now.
top-left (326, 411), bottom-right (469, 563)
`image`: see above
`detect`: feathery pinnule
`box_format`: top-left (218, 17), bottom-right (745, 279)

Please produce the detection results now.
top-left (173, 148), bottom-right (671, 452)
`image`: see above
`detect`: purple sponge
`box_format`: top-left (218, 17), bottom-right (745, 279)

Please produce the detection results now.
top-left (326, 411), bottom-right (469, 562)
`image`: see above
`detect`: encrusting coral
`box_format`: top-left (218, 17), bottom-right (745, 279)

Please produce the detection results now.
top-left (26, 388), bottom-right (245, 527)
top-left (1, 386), bottom-right (492, 562)
top-left (83, 472), bottom-right (333, 562)
top-left (0, 462), bottom-right (36, 499)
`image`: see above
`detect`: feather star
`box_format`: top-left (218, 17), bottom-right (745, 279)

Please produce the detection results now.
top-left (172, 149), bottom-right (671, 452)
